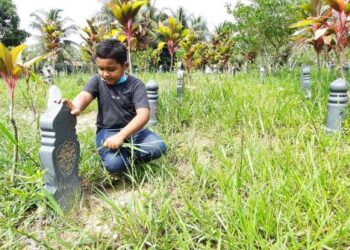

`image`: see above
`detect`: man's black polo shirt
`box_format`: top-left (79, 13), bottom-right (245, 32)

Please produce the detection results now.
top-left (83, 74), bottom-right (150, 131)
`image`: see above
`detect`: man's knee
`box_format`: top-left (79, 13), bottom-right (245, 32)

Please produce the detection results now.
top-left (101, 153), bottom-right (129, 173)
top-left (153, 140), bottom-right (167, 158)
top-left (137, 140), bottom-right (167, 162)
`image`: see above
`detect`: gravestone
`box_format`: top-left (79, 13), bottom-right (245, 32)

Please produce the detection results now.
top-left (300, 65), bottom-right (311, 99)
top-left (146, 80), bottom-right (159, 126)
top-left (259, 66), bottom-right (265, 84)
top-left (343, 63), bottom-right (349, 76)
top-left (243, 62), bottom-right (248, 73)
top-left (157, 65), bottom-right (164, 73)
top-left (39, 86), bottom-right (81, 212)
top-left (177, 67), bottom-right (184, 99)
top-left (328, 61), bottom-right (336, 71)
top-left (134, 66), bottom-right (140, 76)
top-left (41, 64), bottom-right (55, 85)
top-left (205, 65), bottom-right (212, 74)
top-left (326, 78), bottom-right (349, 133)
top-left (232, 67), bottom-right (237, 76)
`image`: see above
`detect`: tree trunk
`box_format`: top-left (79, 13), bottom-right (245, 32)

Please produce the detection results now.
top-left (316, 52), bottom-right (322, 99)
top-left (311, 0), bottom-right (321, 16)
top-left (170, 54), bottom-right (174, 72)
top-left (49, 56), bottom-right (56, 85)
top-left (316, 52), bottom-right (321, 74)
top-left (337, 50), bottom-right (345, 79)
top-left (9, 90), bottom-right (18, 183)
top-left (25, 73), bottom-right (40, 142)
top-left (128, 41), bottom-right (132, 75)
top-left (90, 62), bottom-right (94, 74)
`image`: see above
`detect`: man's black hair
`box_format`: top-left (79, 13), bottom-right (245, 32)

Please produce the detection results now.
top-left (95, 39), bottom-right (127, 65)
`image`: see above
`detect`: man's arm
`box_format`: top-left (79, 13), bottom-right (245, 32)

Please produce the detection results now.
top-left (56, 91), bottom-right (94, 116)
top-left (102, 108), bottom-right (150, 150)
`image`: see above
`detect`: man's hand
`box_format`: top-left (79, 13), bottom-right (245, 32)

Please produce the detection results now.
top-left (55, 98), bottom-right (81, 116)
top-left (102, 133), bottom-right (126, 150)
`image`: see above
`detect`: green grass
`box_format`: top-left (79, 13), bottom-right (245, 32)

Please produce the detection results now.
top-left (1, 68), bottom-right (350, 248)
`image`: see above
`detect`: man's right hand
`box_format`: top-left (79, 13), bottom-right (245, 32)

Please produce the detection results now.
top-left (54, 98), bottom-right (81, 116)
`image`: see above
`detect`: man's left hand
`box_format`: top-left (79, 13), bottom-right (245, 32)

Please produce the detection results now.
top-left (102, 133), bottom-right (126, 150)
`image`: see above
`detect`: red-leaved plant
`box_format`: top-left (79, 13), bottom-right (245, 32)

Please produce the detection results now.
top-left (0, 43), bottom-right (45, 183)
top-left (292, 0), bottom-right (350, 77)
top-left (107, 0), bottom-right (149, 74)
top-left (290, 11), bottom-right (330, 72)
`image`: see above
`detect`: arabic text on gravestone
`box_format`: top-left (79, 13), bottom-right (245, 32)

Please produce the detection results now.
top-left (56, 141), bottom-right (77, 177)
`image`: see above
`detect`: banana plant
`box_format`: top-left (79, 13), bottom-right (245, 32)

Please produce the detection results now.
top-left (107, 0), bottom-right (149, 74)
top-left (0, 42), bottom-right (45, 183)
top-left (156, 17), bottom-right (188, 71)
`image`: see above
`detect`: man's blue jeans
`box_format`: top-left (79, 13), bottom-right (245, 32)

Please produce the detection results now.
top-left (96, 128), bottom-right (166, 173)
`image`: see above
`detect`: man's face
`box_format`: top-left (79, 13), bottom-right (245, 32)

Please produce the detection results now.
top-left (96, 57), bottom-right (128, 85)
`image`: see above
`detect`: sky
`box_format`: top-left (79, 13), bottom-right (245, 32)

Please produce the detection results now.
top-left (12, 0), bottom-right (234, 44)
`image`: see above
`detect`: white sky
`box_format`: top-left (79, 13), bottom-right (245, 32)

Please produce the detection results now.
top-left (12, 0), bottom-right (234, 44)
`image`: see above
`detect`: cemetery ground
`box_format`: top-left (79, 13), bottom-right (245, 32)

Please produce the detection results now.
top-left (1, 69), bottom-right (350, 249)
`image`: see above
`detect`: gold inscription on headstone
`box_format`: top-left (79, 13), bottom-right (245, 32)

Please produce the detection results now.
top-left (56, 141), bottom-right (77, 177)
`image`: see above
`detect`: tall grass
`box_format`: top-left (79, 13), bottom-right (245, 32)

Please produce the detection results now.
top-left (1, 68), bottom-right (350, 248)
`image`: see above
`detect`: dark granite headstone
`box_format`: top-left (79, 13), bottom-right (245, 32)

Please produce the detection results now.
top-left (39, 86), bottom-right (81, 212)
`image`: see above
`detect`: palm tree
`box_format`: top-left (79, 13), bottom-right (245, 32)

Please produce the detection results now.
top-left (161, 6), bottom-right (209, 40)
top-left (95, 3), bottom-right (117, 31)
top-left (174, 7), bottom-right (189, 28)
top-left (107, 0), bottom-right (149, 74)
top-left (136, 1), bottom-right (168, 48)
top-left (30, 9), bottom-right (77, 68)
top-left (189, 16), bottom-right (209, 41)
top-left (213, 21), bottom-right (234, 37)
top-left (160, 6), bottom-right (190, 28)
